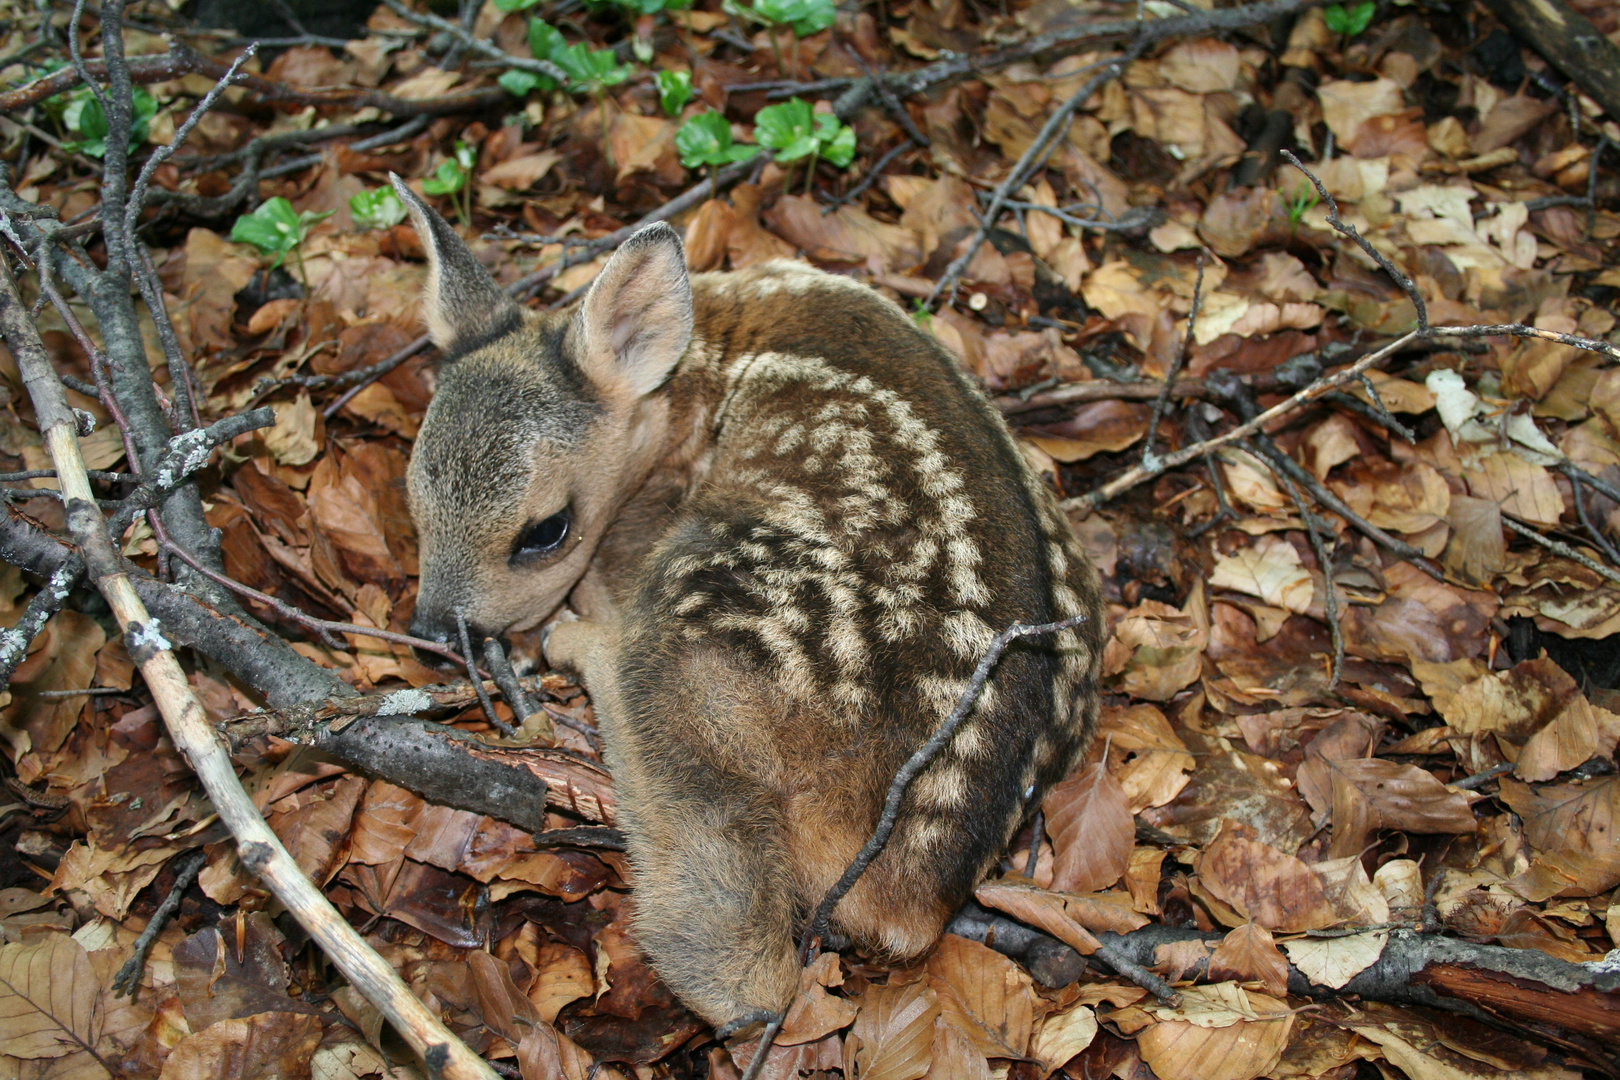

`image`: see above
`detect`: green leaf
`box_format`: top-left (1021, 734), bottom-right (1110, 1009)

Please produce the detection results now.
top-left (230, 197), bottom-right (305, 269)
top-left (528, 19), bottom-right (568, 62)
top-left (494, 0), bottom-right (543, 9)
top-left (499, 68), bottom-right (554, 96)
top-left (754, 98), bottom-right (815, 158)
top-left (656, 70), bottom-right (693, 116)
top-left (751, 0), bottom-right (834, 35)
top-left (421, 159), bottom-right (467, 196)
top-left (676, 109), bottom-right (757, 169)
top-left (349, 187), bottom-right (407, 231)
top-left (820, 118), bottom-right (856, 168)
top-left (1324, 0), bottom-right (1375, 35)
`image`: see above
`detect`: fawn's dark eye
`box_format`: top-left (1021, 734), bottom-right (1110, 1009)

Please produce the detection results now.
top-left (512, 510), bottom-right (570, 562)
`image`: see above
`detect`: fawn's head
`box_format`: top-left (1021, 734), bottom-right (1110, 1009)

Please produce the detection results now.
top-left (390, 177), bottom-right (693, 652)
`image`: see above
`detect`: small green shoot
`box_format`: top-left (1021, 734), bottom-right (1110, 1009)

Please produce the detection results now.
top-left (754, 98), bottom-right (855, 193)
top-left (1323, 1), bottom-right (1376, 37)
top-left (1286, 180), bottom-right (1320, 227)
top-left (525, 20), bottom-right (631, 167)
top-left (422, 141), bottom-right (477, 228)
top-left (911, 299), bottom-right (932, 330)
top-left (230, 197), bottom-right (334, 290)
top-left (675, 110), bottom-right (758, 169)
top-left (348, 186), bottom-right (408, 231)
top-left (61, 85), bottom-right (157, 158)
top-left (493, 0), bottom-right (543, 10)
top-left (724, 0), bottom-right (834, 72)
top-left (656, 70), bottom-right (694, 117)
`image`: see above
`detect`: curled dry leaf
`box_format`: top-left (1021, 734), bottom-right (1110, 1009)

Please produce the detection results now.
top-left (1196, 821), bottom-right (1347, 932)
top-left (1135, 984), bottom-right (1294, 1080)
top-left (971, 882), bottom-right (1100, 956)
top-left (780, 951), bottom-right (858, 1045)
top-left (1498, 775), bottom-right (1620, 900)
top-left (1325, 758), bottom-right (1477, 860)
top-left (1207, 924), bottom-right (1289, 997)
top-left (158, 1010), bottom-right (324, 1080)
top-left (1028, 1002), bottom-right (1098, 1079)
top-left (1281, 931), bottom-right (1389, 989)
top-left (529, 942), bottom-right (594, 1024)
top-left (1210, 535), bottom-right (1314, 614)
top-left (1043, 761), bottom-right (1134, 893)
top-left (1101, 601), bottom-right (1206, 704)
top-left (845, 981), bottom-right (940, 1080)
top-left (1517, 696), bottom-right (1620, 782)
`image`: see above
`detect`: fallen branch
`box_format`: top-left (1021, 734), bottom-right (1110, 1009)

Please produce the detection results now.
top-left (0, 252), bottom-right (497, 1080)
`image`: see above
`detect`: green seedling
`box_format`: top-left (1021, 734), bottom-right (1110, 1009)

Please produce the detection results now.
top-left (230, 197), bottom-right (334, 290)
top-left (754, 97), bottom-right (855, 193)
top-left (422, 140), bottom-right (477, 228)
top-left (656, 70), bottom-right (694, 117)
top-left (348, 186), bottom-right (408, 231)
top-left (60, 85), bottom-right (157, 158)
top-left (1324, 1), bottom-right (1376, 38)
top-left (525, 21), bottom-right (631, 168)
top-left (676, 109), bottom-right (758, 194)
top-left (724, 0), bottom-right (834, 73)
top-left (1286, 180), bottom-right (1320, 227)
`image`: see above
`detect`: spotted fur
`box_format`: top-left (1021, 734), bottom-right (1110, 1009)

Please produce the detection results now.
top-left (393, 180), bottom-right (1105, 1029)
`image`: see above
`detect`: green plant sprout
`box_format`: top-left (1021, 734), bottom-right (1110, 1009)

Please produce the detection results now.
top-left (656, 70), bottom-right (694, 117)
top-left (1323, 1), bottom-right (1376, 38)
top-left (422, 140), bottom-right (477, 227)
top-left (348, 186), bottom-right (408, 231)
top-left (754, 97), bottom-right (855, 194)
top-left (59, 85), bottom-right (157, 158)
top-left (229, 197), bottom-right (334, 290)
top-left (676, 109), bottom-right (758, 194)
top-left (723, 0), bottom-right (834, 74)
top-left (521, 21), bottom-right (631, 169)
top-left (1286, 179), bottom-right (1321, 227)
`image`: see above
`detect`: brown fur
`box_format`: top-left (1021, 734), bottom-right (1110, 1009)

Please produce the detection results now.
top-left (391, 177), bottom-right (1106, 1029)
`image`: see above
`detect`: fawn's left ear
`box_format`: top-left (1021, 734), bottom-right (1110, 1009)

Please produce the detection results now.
top-left (390, 173), bottom-right (523, 353)
top-left (575, 221), bottom-right (693, 399)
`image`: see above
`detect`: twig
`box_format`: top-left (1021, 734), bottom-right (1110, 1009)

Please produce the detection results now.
top-left (1024, 809), bottom-right (1044, 878)
top-left (484, 636), bottom-right (551, 739)
top-left (1065, 330), bottom-right (1423, 512)
top-left (111, 849), bottom-right (206, 997)
top-left (0, 251), bottom-right (498, 1080)
top-left (806, 614), bottom-right (1091, 946)
top-left (457, 611), bottom-right (515, 736)
top-left (1090, 938), bottom-right (1181, 1005)
top-left (928, 54), bottom-right (1135, 309)
top-left (0, 562), bottom-right (80, 693)
top-left (1452, 762), bottom-right (1515, 791)
top-left (105, 409), bottom-right (277, 535)
top-left (1255, 440), bottom-right (1346, 690)
top-left (1142, 253), bottom-right (1204, 470)
top-left (377, 0), bottom-right (568, 83)
top-left (819, 139), bottom-right (914, 214)
top-left (1568, 466), bottom-right (1620, 566)
top-left (1501, 515), bottom-right (1620, 587)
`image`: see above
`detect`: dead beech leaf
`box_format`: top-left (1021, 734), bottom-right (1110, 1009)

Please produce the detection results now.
top-left (923, 935), bottom-right (1032, 1057)
top-left (1027, 1002), bottom-right (1097, 1078)
top-left (844, 981), bottom-right (939, 1080)
top-left (764, 195), bottom-right (921, 271)
top-left (1465, 452), bottom-right (1564, 526)
top-left (1518, 697), bottom-right (1620, 782)
top-left (262, 391), bottom-right (321, 467)
top-left (780, 952), bottom-right (858, 1045)
top-left (1157, 37), bottom-right (1240, 92)
top-left (1043, 762), bottom-right (1133, 892)
top-left (1023, 401), bottom-right (1151, 463)
top-left (1195, 821), bottom-right (1339, 932)
top-left (1443, 494), bottom-right (1507, 582)
top-left (1102, 601), bottom-right (1206, 704)
top-left (1445, 656), bottom-right (1579, 737)
top-left (1325, 758), bottom-right (1477, 860)
top-left (468, 950), bottom-right (541, 1045)
top-left (517, 1022), bottom-right (592, 1080)
top-left (528, 942), bottom-right (593, 1024)
top-left (1498, 775), bottom-right (1620, 899)
top-left (1207, 924), bottom-right (1289, 997)
top-left (0, 932), bottom-right (101, 1059)
top-left (922, 1016), bottom-right (991, 1080)
top-left (159, 1010), bottom-right (323, 1080)
top-left (1210, 535), bottom-right (1313, 614)
top-left (1317, 78), bottom-right (1406, 141)
top-left (1136, 986), bottom-right (1293, 1080)
top-left (1281, 931), bottom-right (1388, 989)
top-left (482, 151), bottom-right (561, 190)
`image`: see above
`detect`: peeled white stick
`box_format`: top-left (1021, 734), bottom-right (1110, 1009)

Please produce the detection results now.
top-left (0, 258), bottom-right (497, 1080)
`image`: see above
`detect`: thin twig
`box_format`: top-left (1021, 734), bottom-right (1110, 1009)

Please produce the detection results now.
top-left (1501, 515), bottom-right (1620, 587)
top-left (111, 849), bottom-right (206, 997)
top-left (1024, 809), bottom-right (1044, 878)
top-left (484, 636), bottom-right (551, 739)
top-left (0, 562), bottom-right (80, 693)
top-left (1142, 253), bottom-right (1204, 470)
top-left (1255, 440), bottom-right (1345, 690)
top-left (377, 0), bottom-right (568, 83)
top-left (457, 611), bottom-right (514, 736)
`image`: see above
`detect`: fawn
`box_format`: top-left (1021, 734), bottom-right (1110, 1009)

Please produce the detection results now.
top-left (391, 176), bottom-right (1104, 1031)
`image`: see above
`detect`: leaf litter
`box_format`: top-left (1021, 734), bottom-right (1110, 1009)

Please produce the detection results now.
top-left (2, 0), bottom-right (1620, 1077)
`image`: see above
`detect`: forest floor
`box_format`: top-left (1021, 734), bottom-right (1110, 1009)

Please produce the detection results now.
top-left (2, 0), bottom-right (1620, 1077)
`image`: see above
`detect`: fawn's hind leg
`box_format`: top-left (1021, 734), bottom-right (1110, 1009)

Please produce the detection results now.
top-left (548, 629), bottom-right (802, 1028)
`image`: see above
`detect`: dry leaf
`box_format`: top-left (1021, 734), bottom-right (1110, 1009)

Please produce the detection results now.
top-left (845, 981), bottom-right (940, 1080)
top-left (1207, 924), bottom-right (1289, 997)
top-left (1136, 985), bottom-right (1294, 1080)
top-left (1043, 762), bottom-right (1134, 892)
top-left (1210, 535), bottom-right (1314, 614)
top-left (1027, 1002), bottom-right (1097, 1078)
top-left (923, 936), bottom-right (1032, 1056)
top-left (1281, 931), bottom-right (1388, 989)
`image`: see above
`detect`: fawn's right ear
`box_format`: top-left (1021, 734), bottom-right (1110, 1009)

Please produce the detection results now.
top-left (390, 174), bottom-right (522, 353)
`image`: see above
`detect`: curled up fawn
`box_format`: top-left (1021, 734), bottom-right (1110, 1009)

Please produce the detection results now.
top-left (391, 175), bottom-right (1105, 1033)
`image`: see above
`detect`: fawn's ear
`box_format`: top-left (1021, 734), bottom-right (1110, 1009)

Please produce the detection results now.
top-left (575, 222), bottom-right (693, 399)
top-left (390, 174), bottom-right (522, 352)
